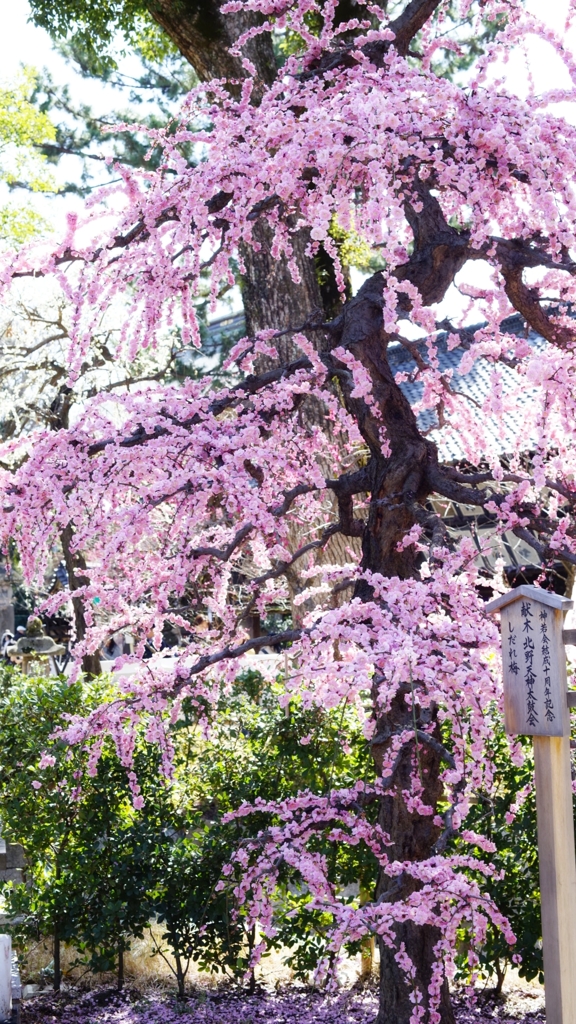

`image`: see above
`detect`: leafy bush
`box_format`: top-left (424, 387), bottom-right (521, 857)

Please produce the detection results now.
top-left (452, 727), bottom-right (542, 993)
top-left (0, 666), bottom-right (375, 989)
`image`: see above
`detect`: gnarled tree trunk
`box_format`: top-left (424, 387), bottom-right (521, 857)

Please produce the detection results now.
top-left (327, 266), bottom-right (458, 1022)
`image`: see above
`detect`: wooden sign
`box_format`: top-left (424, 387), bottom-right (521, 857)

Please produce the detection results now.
top-left (486, 584), bottom-right (576, 1024)
top-left (486, 585), bottom-right (572, 737)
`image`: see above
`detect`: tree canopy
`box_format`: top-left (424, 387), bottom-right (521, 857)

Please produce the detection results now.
top-left (0, 68), bottom-right (57, 243)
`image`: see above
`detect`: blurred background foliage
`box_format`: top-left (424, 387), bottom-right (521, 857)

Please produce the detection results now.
top-left (0, 68), bottom-right (57, 243)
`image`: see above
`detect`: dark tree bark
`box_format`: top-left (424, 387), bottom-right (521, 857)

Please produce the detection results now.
top-left (241, 221), bottom-right (324, 352)
top-left (174, 953), bottom-right (186, 998)
top-left (61, 524), bottom-right (102, 677)
top-left (146, 1), bottom-right (324, 347)
top-left (326, 268), bottom-right (454, 1023)
top-left (53, 922), bottom-right (61, 992)
top-left (322, 160), bottom-right (576, 1017)
top-left (148, 0), bottom-right (277, 96)
top-left (320, 161), bottom-right (516, 1016)
top-left (117, 945), bottom-right (125, 990)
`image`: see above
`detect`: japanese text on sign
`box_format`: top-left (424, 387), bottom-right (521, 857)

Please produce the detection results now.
top-left (497, 594), bottom-right (568, 737)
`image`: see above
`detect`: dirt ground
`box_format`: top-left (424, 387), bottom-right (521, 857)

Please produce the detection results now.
top-left (16, 937), bottom-right (547, 1024)
top-left (18, 975), bottom-right (547, 1024)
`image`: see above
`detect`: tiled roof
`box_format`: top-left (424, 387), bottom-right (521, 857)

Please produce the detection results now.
top-left (388, 315), bottom-right (546, 462)
top-left (205, 312), bottom-right (545, 464)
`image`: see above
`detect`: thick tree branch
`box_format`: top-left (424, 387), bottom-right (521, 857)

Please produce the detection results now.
top-left (443, 465), bottom-right (576, 502)
top-left (191, 523), bottom-right (254, 561)
top-left (302, 0), bottom-right (444, 78)
top-left (426, 466), bottom-right (492, 508)
top-left (172, 627), bottom-right (304, 694)
top-left (499, 260), bottom-right (576, 348)
top-left (388, 0), bottom-right (446, 58)
top-left (327, 466), bottom-right (372, 497)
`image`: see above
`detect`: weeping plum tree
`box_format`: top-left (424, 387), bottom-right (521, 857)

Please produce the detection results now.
top-left (3, 1), bottom-right (576, 1021)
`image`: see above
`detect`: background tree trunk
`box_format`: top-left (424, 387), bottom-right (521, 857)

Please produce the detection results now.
top-left (53, 923), bottom-right (61, 993)
top-left (61, 525), bottom-right (102, 677)
top-left (147, 2), bottom-right (359, 613)
top-left (49, 391), bottom-right (102, 675)
top-left (146, 2), bottom-right (325, 348)
top-left (148, 0), bottom-right (277, 97)
top-left (117, 945), bottom-right (124, 991)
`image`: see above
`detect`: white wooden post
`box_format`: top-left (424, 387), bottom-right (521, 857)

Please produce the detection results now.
top-left (0, 935), bottom-right (11, 1022)
top-left (486, 585), bottom-right (576, 1024)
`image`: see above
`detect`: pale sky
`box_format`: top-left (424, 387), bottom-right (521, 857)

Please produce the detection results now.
top-left (1, 1), bottom-right (132, 123)
top-left (0, 1), bottom-right (157, 230)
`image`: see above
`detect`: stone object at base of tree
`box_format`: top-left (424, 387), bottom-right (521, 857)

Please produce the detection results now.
top-left (5, 616), bottom-right (65, 674)
top-left (0, 936), bottom-right (18, 1024)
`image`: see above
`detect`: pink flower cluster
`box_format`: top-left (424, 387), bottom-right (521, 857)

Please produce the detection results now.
top-left (3, 0), bottom-right (576, 1018)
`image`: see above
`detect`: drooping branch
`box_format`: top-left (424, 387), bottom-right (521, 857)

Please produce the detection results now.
top-left (271, 483), bottom-right (317, 517)
top-left (414, 730), bottom-right (456, 770)
top-left (511, 525), bottom-right (576, 568)
top-left (172, 627), bottom-right (305, 694)
top-left (443, 465), bottom-right (576, 502)
top-left (250, 523), bottom-right (344, 587)
top-left (86, 356), bottom-right (314, 456)
top-left (498, 259), bottom-right (576, 349)
top-left (191, 523), bottom-right (254, 561)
